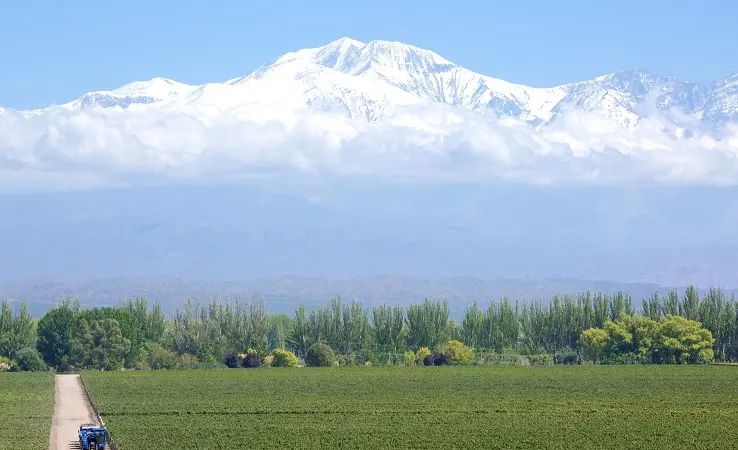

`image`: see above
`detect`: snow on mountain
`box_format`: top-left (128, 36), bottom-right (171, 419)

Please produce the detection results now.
top-left (699, 73), bottom-right (738, 124)
top-left (57, 77), bottom-right (198, 111)
top-left (3, 38), bottom-right (738, 132)
top-left (303, 38), bottom-right (568, 123)
top-left (181, 47), bottom-right (425, 122)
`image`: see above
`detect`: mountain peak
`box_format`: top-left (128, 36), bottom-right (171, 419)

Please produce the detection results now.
top-left (306, 38), bottom-right (456, 77)
top-left (5, 37), bottom-right (737, 131)
top-left (321, 37), bottom-right (365, 50)
top-left (111, 77), bottom-right (194, 99)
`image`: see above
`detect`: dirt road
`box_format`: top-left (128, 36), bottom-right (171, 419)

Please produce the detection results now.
top-left (49, 374), bottom-right (99, 450)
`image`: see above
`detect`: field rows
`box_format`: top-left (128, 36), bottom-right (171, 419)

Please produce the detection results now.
top-left (82, 366), bottom-right (738, 449)
top-left (0, 373), bottom-right (55, 450)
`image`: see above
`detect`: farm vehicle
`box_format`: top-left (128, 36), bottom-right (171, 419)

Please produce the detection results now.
top-left (78, 424), bottom-right (108, 450)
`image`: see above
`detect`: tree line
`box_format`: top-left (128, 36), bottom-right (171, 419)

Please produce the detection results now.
top-left (0, 285), bottom-right (732, 371)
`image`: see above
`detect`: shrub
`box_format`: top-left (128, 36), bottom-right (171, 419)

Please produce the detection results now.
top-left (225, 353), bottom-right (239, 368)
top-left (263, 355), bottom-right (275, 367)
top-left (305, 343), bottom-right (337, 367)
top-left (432, 352), bottom-right (448, 366)
top-left (527, 353), bottom-right (555, 366)
top-left (242, 352), bottom-right (261, 368)
top-left (173, 353), bottom-right (200, 369)
top-left (190, 362), bottom-right (228, 370)
top-left (479, 352), bottom-right (524, 365)
top-left (555, 347), bottom-right (580, 365)
top-left (15, 348), bottom-right (47, 372)
top-left (345, 353), bottom-right (357, 367)
top-left (601, 352), bottom-right (637, 365)
top-left (272, 349), bottom-right (298, 367)
top-left (133, 361), bottom-right (151, 370)
top-left (415, 347), bottom-right (431, 366)
top-left (143, 344), bottom-right (179, 370)
top-left (437, 340), bottom-right (474, 365)
top-left (0, 356), bottom-right (13, 372)
top-left (56, 361), bottom-right (75, 373)
top-left (404, 351), bottom-right (416, 366)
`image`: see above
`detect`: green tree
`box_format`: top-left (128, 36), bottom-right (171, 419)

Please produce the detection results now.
top-left (89, 319), bottom-right (132, 370)
top-left (372, 305), bottom-right (405, 353)
top-left (70, 318), bottom-right (94, 368)
top-left (578, 328), bottom-right (608, 363)
top-left (14, 347), bottom-right (47, 372)
top-left (0, 301), bottom-right (36, 359)
top-left (603, 314), bottom-right (658, 361)
top-left (405, 298), bottom-right (449, 350)
top-left (36, 298), bottom-right (80, 369)
top-left (121, 297), bottom-right (166, 344)
top-left (289, 304), bottom-right (310, 356)
top-left (305, 342), bottom-right (337, 367)
top-left (460, 301), bottom-right (486, 350)
top-left (654, 315), bottom-right (714, 364)
top-left (680, 286), bottom-right (700, 321)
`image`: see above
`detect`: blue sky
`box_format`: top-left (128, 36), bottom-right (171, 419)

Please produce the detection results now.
top-left (1, 0), bottom-right (736, 109)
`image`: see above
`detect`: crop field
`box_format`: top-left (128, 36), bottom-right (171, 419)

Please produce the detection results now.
top-left (0, 372), bottom-right (54, 450)
top-left (82, 366), bottom-right (738, 449)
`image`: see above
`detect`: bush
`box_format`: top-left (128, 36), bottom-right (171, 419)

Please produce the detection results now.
top-left (56, 361), bottom-right (75, 373)
top-left (0, 356), bottom-right (14, 372)
top-left (555, 347), bottom-right (580, 365)
top-left (225, 353), bottom-right (239, 368)
top-left (242, 353), bottom-right (261, 368)
top-left (189, 362), bottom-right (228, 370)
top-left (437, 340), bottom-right (474, 365)
top-left (263, 355), bottom-right (274, 367)
top-left (345, 353), bottom-right (357, 367)
top-left (173, 353), bottom-right (200, 369)
top-left (404, 351), bottom-right (416, 366)
top-left (272, 349), bottom-right (298, 367)
top-left (133, 361), bottom-right (151, 370)
top-left (143, 344), bottom-right (179, 370)
top-left (415, 347), bottom-right (431, 366)
top-left (432, 352), bottom-right (448, 366)
top-left (601, 351), bottom-right (637, 365)
top-left (305, 343), bottom-right (337, 367)
top-left (527, 353), bottom-right (555, 366)
top-left (477, 352), bottom-right (524, 366)
top-left (15, 348), bottom-right (47, 372)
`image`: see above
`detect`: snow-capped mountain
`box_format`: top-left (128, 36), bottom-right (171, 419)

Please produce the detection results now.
top-left (5, 38), bottom-right (738, 131)
top-left (58, 77), bottom-right (198, 110)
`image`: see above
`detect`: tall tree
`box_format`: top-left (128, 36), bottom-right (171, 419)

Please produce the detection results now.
top-left (36, 297), bottom-right (80, 369)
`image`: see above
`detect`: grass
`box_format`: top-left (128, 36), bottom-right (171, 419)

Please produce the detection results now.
top-left (82, 365), bottom-right (738, 449)
top-left (0, 372), bottom-right (55, 450)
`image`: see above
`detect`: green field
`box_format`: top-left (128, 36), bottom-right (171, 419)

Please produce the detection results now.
top-left (0, 372), bottom-right (55, 450)
top-left (82, 366), bottom-right (738, 449)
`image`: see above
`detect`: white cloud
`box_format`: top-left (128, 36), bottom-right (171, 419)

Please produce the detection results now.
top-left (1, 102), bottom-right (738, 192)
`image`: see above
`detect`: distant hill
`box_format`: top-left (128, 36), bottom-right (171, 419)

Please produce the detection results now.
top-left (3, 276), bottom-right (734, 318)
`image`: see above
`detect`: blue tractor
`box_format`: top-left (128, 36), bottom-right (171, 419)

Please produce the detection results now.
top-left (78, 423), bottom-right (107, 450)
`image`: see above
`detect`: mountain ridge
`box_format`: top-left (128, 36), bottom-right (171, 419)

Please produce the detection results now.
top-left (5, 274), bottom-right (735, 317)
top-left (3, 37), bottom-right (737, 130)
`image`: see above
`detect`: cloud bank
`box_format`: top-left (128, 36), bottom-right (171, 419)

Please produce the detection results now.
top-left (1, 103), bottom-right (738, 192)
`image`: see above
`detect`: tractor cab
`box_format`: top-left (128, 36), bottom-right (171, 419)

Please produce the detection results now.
top-left (79, 424), bottom-right (107, 450)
